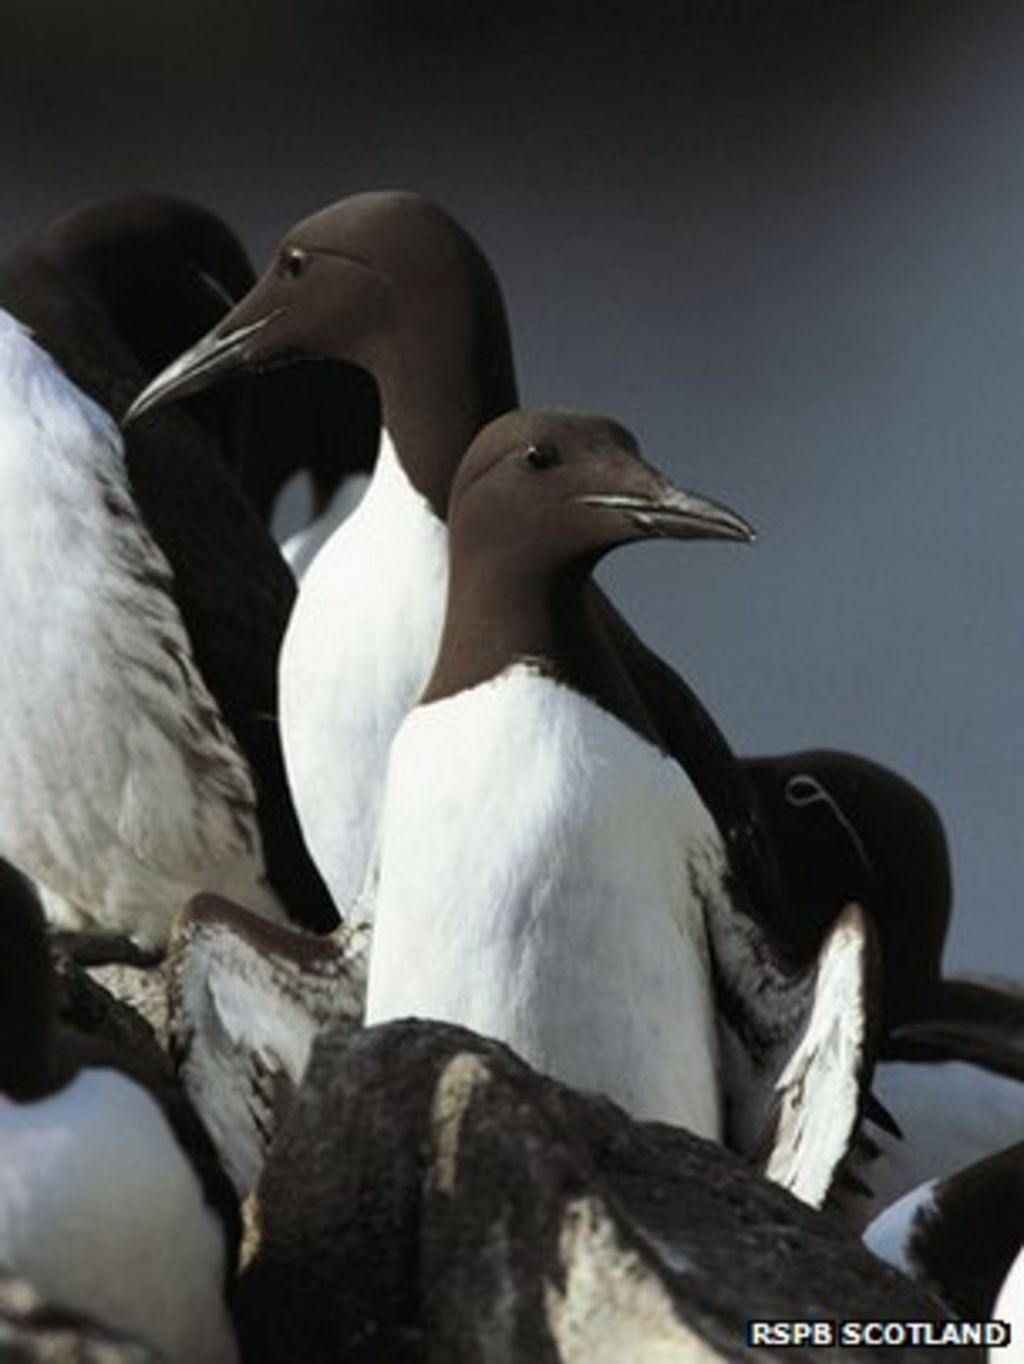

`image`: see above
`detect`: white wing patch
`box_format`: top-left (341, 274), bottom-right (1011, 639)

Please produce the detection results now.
top-left (169, 896), bottom-right (367, 1195)
top-left (711, 900), bottom-right (876, 1208)
top-left (764, 906), bottom-right (875, 1207)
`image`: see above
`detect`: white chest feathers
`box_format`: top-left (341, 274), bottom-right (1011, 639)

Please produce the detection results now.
top-left (0, 312), bottom-right (274, 946)
top-left (0, 1068), bottom-right (237, 1364)
top-left (366, 666), bottom-right (725, 1139)
top-left (279, 431), bottom-right (448, 913)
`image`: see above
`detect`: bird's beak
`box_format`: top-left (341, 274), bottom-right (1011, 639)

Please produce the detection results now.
top-left (580, 478), bottom-right (755, 544)
top-left (124, 311), bottom-right (283, 425)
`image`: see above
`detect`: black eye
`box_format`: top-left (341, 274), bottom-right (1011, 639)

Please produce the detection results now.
top-left (278, 246), bottom-right (309, 279)
top-left (523, 442), bottom-right (560, 471)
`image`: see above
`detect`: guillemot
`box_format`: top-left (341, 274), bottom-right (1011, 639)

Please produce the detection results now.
top-left (125, 191), bottom-right (946, 957)
top-left (0, 858), bottom-right (239, 1363)
top-left (863, 1140), bottom-right (1023, 1323)
top-left (128, 190), bottom-right (1005, 1198)
top-left (365, 410), bottom-right (753, 1138)
top-left (362, 409), bottom-right (876, 1200)
top-left (745, 748), bottom-right (1023, 1219)
top-left (126, 192), bottom-right (515, 919)
top-left (0, 194), bottom-right (337, 945)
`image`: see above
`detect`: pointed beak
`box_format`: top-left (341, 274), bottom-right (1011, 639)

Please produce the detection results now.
top-left (580, 480), bottom-right (755, 544)
top-left (123, 311), bottom-right (283, 425)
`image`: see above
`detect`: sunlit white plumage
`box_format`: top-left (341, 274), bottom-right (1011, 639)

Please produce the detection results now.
top-left (0, 1068), bottom-right (237, 1364)
top-left (0, 310), bottom-right (280, 946)
top-left (279, 432), bottom-right (447, 914)
top-left (366, 664), bottom-right (723, 1138)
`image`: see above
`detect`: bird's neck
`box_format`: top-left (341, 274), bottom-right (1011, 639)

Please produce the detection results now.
top-left (370, 309), bottom-right (518, 519)
top-left (424, 556), bottom-right (661, 743)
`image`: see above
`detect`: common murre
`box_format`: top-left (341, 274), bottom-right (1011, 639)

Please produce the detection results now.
top-left (745, 748), bottom-right (1023, 1219)
top-left (126, 192), bottom-right (518, 920)
top-left (0, 858), bottom-right (239, 1363)
top-left (359, 409), bottom-right (876, 1200)
top-left (0, 194), bottom-right (337, 946)
top-left (127, 190), bottom-right (993, 1204)
top-left (125, 190), bottom-right (948, 967)
top-left (365, 409), bottom-right (754, 1138)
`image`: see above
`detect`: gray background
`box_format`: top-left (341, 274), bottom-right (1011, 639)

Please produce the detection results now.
top-left (1, 1), bottom-right (1020, 971)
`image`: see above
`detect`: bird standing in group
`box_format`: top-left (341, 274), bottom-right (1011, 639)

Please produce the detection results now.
top-left (364, 407), bottom-right (751, 1138)
top-left (129, 189), bottom-right (1020, 1207)
top-left (0, 858), bottom-right (239, 1364)
top-left (0, 194), bottom-right (339, 948)
top-left (127, 190), bottom-right (940, 950)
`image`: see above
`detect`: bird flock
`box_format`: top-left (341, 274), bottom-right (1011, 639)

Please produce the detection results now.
top-left (0, 189), bottom-right (1020, 1362)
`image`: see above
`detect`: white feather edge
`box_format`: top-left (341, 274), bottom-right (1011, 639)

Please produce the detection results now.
top-left (710, 897), bottom-right (875, 1209)
top-left (762, 903), bottom-right (874, 1207)
top-left (168, 898), bottom-right (367, 1195)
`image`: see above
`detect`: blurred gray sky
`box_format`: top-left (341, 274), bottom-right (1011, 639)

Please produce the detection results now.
top-left (2, 1), bottom-right (1021, 970)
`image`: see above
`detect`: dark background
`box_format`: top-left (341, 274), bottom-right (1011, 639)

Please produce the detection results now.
top-left (2, 0), bottom-right (1021, 970)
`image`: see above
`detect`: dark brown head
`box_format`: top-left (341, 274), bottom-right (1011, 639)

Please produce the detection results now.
top-left (125, 191), bottom-right (517, 514)
top-left (0, 861), bottom-right (57, 1100)
top-left (127, 190), bottom-right (512, 416)
top-left (424, 409), bottom-right (753, 717)
top-left (448, 408), bottom-right (754, 578)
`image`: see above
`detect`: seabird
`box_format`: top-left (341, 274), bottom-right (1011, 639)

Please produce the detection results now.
top-left (746, 749), bottom-right (1024, 1219)
top-left (0, 858), bottom-right (239, 1364)
top-left (863, 1140), bottom-right (1023, 1323)
top-left (361, 408), bottom-right (876, 1199)
top-left (365, 409), bottom-right (755, 1138)
top-left (0, 194), bottom-right (337, 946)
top-left (126, 191), bottom-right (517, 920)
top-left (128, 190), bottom-right (1009, 1201)
top-left (125, 190), bottom-right (946, 955)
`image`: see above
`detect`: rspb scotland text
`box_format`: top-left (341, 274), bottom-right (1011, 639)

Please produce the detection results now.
top-left (747, 1319), bottom-right (1013, 1349)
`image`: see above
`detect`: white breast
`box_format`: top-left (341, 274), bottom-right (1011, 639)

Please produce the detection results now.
top-left (279, 432), bottom-right (448, 914)
top-left (366, 666), bottom-right (724, 1139)
top-left (0, 1069), bottom-right (237, 1364)
top-left (0, 312), bottom-right (276, 946)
